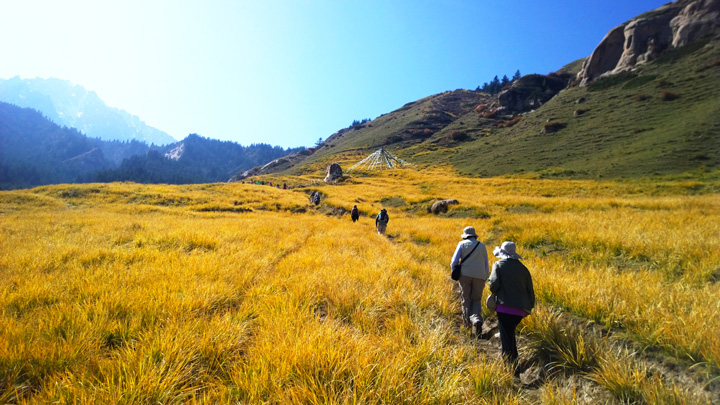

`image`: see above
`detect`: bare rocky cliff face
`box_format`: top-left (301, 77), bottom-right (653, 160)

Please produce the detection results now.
top-left (577, 0), bottom-right (720, 85)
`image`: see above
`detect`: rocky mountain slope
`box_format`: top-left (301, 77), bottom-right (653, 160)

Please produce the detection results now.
top-left (236, 0), bottom-right (720, 180)
top-left (0, 77), bottom-right (175, 145)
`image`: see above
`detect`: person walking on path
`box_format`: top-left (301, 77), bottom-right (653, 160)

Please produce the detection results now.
top-left (487, 241), bottom-right (535, 364)
top-left (375, 208), bottom-right (389, 234)
top-left (450, 226), bottom-right (489, 337)
top-left (351, 205), bottom-right (359, 222)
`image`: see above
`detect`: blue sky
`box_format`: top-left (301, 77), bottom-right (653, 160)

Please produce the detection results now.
top-left (0, 0), bottom-right (670, 148)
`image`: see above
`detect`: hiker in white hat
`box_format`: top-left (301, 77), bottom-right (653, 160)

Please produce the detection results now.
top-left (450, 226), bottom-right (489, 337)
top-left (487, 241), bottom-right (535, 364)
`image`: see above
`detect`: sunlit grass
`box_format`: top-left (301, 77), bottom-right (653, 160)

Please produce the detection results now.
top-left (1, 170), bottom-right (718, 402)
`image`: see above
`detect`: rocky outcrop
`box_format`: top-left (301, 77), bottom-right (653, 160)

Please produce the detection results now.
top-left (577, 0), bottom-right (720, 85)
top-left (497, 74), bottom-right (572, 113)
top-left (672, 0), bottom-right (720, 46)
top-left (324, 162), bottom-right (343, 183)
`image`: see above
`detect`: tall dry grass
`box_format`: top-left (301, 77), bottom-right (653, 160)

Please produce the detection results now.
top-left (1, 170), bottom-right (718, 403)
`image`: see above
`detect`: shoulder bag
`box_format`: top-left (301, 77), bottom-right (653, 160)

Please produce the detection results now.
top-left (451, 241), bottom-right (481, 281)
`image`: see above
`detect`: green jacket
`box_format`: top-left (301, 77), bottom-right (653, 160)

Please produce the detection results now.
top-left (488, 259), bottom-right (535, 312)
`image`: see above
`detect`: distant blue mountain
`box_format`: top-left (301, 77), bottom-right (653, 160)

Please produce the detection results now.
top-left (0, 77), bottom-right (176, 145)
top-left (0, 101), bottom-right (304, 189)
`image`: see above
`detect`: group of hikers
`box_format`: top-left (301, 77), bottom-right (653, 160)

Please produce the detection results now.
top-left (242, 180), bottom-right (288, 189)
top-left (347, 203), bottom-right (534, 363)
top-left (348, 204), bottom-right (389, 235)
top-left (313, 190), bottom-right (531, 363)
top-left (451, 226), bottom-right (535, 364)
top-left (313, 195), bottom-right (389, 235)
top-left (350, 204), bottom-right (535, 363)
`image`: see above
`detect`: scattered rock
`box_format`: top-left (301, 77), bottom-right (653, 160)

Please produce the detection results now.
top-left (481, 317), bottom-right (498, 340)
top-left (519, 365), bottom-right (544, 387)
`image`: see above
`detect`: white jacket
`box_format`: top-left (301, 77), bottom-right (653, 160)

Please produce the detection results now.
top-left (450, 238), bottom-right (489, 280)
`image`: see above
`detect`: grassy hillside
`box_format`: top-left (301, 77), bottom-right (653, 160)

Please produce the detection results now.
top-left (271, 89), bottom-right (492, 177)
top-left (2, 172), bottom-right (719, 403)
top-left (259, 36), bottom-right (719, 180)
top-left (445, 36), bottom-right (720, 178)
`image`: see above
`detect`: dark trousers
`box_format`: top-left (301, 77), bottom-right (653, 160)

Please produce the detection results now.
top-left (497, 312), bottom-right (524, 362)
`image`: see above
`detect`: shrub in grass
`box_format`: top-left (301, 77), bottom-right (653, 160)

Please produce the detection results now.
top-left (384, 135), bottom-right (404, 144)
top-left (469, 359), bottom-right (514, 399)
top-left (498, 116), bottom-right (522, 127)
top-left (542, 121), bottom-right (566, 133)
top-left (622, 74), bottom-right (657, 90)
top-left (659, 90), bottom-right (680, 101)
top-left (589, 349), bottom-right (696, 404)
top-left (656, 77), bottom-right (675, 88)
top-left (523, 308), bottom-right (602, 374)
top-left (587, 71), bottom-right (636, 91)
top-left (449, 131), bottom-right (470, 141)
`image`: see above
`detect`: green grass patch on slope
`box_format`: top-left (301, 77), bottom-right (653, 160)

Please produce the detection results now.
top-left (443, 38), bottom-right (720, 179)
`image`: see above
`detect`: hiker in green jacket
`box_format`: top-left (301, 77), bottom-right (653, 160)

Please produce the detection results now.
top-left (488, 241), bottom-right (535, 364)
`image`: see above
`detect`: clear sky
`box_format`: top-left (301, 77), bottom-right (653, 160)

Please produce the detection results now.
top-left (0, 0), bottom-right (670, 148)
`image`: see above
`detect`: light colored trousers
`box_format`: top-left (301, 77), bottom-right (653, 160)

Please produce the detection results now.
top-left (458, 275), bottom-right (486, 326)
top-left (377, 222), bottom-right (387, 234)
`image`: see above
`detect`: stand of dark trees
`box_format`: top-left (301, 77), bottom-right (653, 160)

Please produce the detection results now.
top-left (476, 70), bottom-right (522, 94)
top-left (92, 134), bottom-right (303, 185)
top-left (0, 102), bottom-right (302, 189)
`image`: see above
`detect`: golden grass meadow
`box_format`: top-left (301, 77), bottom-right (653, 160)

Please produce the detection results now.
top-left (1, 168), bottom-right (719, 403)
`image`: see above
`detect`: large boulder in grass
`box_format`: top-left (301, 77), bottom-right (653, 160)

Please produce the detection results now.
top-left (430, 200), bottom-right (449, 214)
top-left (429, 199), bottom-right (460, 215)
top-left (324, 162), bottom-right (343, 183)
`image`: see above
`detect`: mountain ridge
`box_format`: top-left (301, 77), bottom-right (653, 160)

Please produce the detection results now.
top-left (234, 0), bottom-right (720, 181)
top-left (0, 77), bottom-right (176, 145)
top-left (0, 102), bottom-right (302, 189)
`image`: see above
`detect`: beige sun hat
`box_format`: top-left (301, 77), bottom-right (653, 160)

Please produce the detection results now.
top-left (461, 226), bottom-right (478, 239)
top-left (493, 241), bottom-right (522, 259)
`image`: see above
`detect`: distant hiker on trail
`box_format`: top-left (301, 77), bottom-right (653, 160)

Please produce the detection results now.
top-left (351, 205), bottom-right (359, 222)
top-left (450, 226), bottom-right (489, 337)
top-left (488, 241), bottom-right (535, 364)
top-left (375, 208), bottom-right (389, 234)
top-left (313, 192), bottom-right (320, 205)
top-left (283, 182), bottom-right (287, 190)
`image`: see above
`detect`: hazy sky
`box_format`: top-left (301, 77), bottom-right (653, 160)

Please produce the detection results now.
top-left (0, 0), bottom-right (669, 148)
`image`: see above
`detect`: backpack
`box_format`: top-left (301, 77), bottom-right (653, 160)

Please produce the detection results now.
top-left (378, 211), bottom-right (388, 222)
